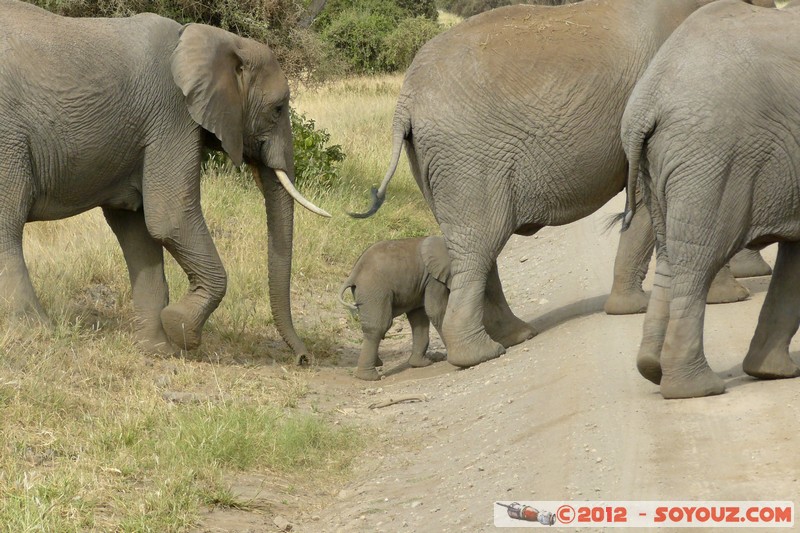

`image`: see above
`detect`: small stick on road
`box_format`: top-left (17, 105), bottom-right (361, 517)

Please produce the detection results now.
top-left (369, 395), bottom-right (427, 409)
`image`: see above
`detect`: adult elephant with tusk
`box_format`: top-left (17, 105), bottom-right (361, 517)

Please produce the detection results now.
top-left (0, 0), bottom-right (330, 361)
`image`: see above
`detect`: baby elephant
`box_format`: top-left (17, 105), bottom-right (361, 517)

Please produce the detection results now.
top-left (339, 236), bottom-right (449, 381)
top-left (340, 236), bottom-right (535, 380)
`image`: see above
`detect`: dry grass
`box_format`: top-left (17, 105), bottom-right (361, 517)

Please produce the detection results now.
top-left (437, 9), bottom-right (463, 29)
top-left (0, 74), bottom-right (437, 530)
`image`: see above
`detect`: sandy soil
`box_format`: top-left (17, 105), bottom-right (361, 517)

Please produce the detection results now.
top-left (197, 192), bottom-right (800, 532)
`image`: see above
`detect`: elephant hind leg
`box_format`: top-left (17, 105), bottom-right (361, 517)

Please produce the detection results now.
top-left (103, 207), bottom-right (174, 356)
top-left (605, 202), bottom-right (654, 315)
top-left (483, 262), bottom-right (536, 348)
top-left (729, 248), bottom-right (772, 278)
top-left (743, 240), bottom-right (800, 380)
top-left (658, 248), bottom-right (726, 399)
top-left (354, 293), bottom-right (393, 381)
top-left (637, 241), bottom-right (669, 385)
top-left (406, 308), bottom-right (433, 368)
top-left (706, 264), bottom-right (749, 304)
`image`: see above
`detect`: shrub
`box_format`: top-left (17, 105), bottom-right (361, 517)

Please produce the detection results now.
top-left (317, 0), bottom-right (444, 74)
top-left (321, 8), bottom-right (399, 74)
top-left (29, 0), bottom-right (329, 85)
top-left (381, 16), bottom-right (442, 71)
top-left (396, 0), bottom-right (439, 20)
top-left (202, 109), bottom-right (345, 191)
top-left (314, 0), bottom-right (429, 28)
top-left (291, 110), bottom-right (346, 190)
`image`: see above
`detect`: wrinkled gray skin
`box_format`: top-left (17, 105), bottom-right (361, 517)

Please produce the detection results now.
top-left (339, 236), bottom-right (533, 380)
top-left (354, 0), bottom-right (763, 369)
top-left (605, 202), bottom-right (771, 315)
top-left (621, 0), bottom-right (800, 398)
top-left (0, 0), bottom-right (329, 361)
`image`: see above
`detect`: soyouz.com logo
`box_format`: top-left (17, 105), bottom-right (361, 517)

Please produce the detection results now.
top-left (494, 501), bottom-right (794, 528)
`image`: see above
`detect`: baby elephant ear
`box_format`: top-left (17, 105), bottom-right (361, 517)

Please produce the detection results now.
top-left (421, 236), bottom-right (451, 287)
top-left (171, 24), bottom-right (245, 166)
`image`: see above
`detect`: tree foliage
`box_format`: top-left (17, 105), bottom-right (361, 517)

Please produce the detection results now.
top-left (29, 0), bottom-right (335, 85)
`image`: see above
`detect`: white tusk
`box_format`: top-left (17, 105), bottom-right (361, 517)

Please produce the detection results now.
top-left (275, 169), bottom-right (332, 218)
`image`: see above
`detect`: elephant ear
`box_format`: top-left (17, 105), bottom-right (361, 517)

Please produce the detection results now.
top-left (171, 24), bottom-right (245, 166)
top-left (421, 236), bottom-right (451, 287)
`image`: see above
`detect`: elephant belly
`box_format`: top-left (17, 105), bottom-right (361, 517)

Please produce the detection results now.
top-left (28, 170), bottom-right (144, 221)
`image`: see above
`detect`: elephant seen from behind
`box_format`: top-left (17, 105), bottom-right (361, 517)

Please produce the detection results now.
top-left (621, 0), bottom-right (800, 398)
top-left (0, 0), bottom-right (329, 360)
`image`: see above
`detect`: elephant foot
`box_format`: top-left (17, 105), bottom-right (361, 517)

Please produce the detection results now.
top-left (445, 332), bottom-right (505, 368)
top-left (729, 250), bottom-right (772, 278)
top-left (637, 351), bottom-right (662, 385)
top-left (132, 317), bottom-right (178, 356)
top-left (354, 367), bottom-right (381, 381)
top-left (161, 303), bottom-right (203, 351)
top-left (660, 365), bottom-right (725, 399)
top-left (490, 322), bottom-right (537, 349)
top-left (8, 308), bottom-right (53, 330)
top-left (135, 331), bottom-right (179, 357)
top-left (706, 266), bottom-right (749, 304)
top-left (743, 349), bottom-right (800, 380)
top-left (604, 288), bottom-right (649, 315)
top-left (408, 353), bottom-right (433, 368)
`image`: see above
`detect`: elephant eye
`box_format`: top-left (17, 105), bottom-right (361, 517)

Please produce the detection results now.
top-left (273, 105), bottom-right (284, 118)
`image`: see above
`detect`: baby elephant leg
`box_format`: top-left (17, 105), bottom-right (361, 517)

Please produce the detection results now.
top-left (406, 308), bottom-right (433, 368)
top-left (354, 297), bottom-right (393, 381)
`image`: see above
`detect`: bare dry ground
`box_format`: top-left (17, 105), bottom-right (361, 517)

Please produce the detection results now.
top-left (195, 192), bottom-right (799, 532)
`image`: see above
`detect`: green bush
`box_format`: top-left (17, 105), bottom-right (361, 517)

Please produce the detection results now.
top-left (396, 0), bottom-right (439, 20)
top-left (381, 16), bottom-right (442, 71)
top-left (321, 8), bottom-right (399, 74)
top-left (202, 109), bottom-right (345, 191)
top-left (317, 0), bottom-right (443, 74)
top-left (291, 110), bottom-right (345, 191)
top-left (29, 0), bottom-right (331, 85)
top-left (314, 0), bottom-right (432, 28)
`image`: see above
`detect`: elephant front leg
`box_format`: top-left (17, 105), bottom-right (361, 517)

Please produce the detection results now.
top-left (406, 308), bottom-right (433, 368)
top-left (103, 207), bottom-right (174, 355)
top-left (483, 262), bottom-right (536, 348)
top-left (743, 241), bottom-right (800, 380)
top-left (605, 203), bottom-right (654, 315)
top-left (143, 150), bottom-right (227, 351)
top-left (0, 158), bottom-right (47, 322)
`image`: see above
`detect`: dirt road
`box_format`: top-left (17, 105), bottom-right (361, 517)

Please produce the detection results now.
top-left (287, 191), bottom-right (799, 532)
top-left (198, 192), bottom-right (798, 532)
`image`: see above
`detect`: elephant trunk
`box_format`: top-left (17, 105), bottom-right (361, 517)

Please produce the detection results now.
top-left (253, 164), bottom-right (310, 364)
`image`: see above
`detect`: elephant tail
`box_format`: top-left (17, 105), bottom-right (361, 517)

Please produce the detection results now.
top-left (620, 107), bottom-right (656, 232)
top-left (348, 103), bottom-right (411, 218)
top-left (338, 280), bottom-right (358, 312)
